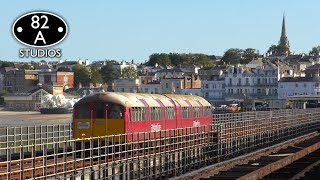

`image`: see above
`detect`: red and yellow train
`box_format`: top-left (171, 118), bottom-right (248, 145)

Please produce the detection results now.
top-left (73, 92), bottom-right (212, 141)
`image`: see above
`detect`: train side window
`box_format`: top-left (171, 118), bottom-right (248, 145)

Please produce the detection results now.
top-left (182, 107), bottom-right (189, 119)
top-left (141, 107), bottom-right (145, 120)
top-left (96, 103), bottom-right (105, 118)
top-left (204, 106), bottom-right (211, 117)
top-left (131, 107), bottom-right (137, 121)
top-left (193, 107), bottom-right (200, 118)
top-left (151, 107), bottom-right (160, 120)
top-left (166, 107), bottom-right (175, 119)
top-left (75, 105), bottom-right (91, 118)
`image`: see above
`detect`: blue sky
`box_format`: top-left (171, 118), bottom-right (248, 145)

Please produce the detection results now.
top-left (1, 0), bottom-right (319, 63)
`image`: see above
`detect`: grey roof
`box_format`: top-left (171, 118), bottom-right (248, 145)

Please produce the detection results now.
top-left (199, 65), bottom-right (227, 71)
top-left (279, 76), bottom-right (320, 82)
top-left (157, 68), bottom-right (184, 73)
top-left (306, 64), bottom-right (320, 70)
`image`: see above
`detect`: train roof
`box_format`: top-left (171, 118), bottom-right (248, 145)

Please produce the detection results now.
top-left (74, 92), bottom-right (211, 108)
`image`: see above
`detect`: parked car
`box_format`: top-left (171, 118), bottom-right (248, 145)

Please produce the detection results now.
top-left (216, 105), bottom-right (228, 111)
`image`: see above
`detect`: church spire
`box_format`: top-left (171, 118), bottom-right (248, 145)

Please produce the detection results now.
top-left (279, 13), bottom-right (290, 51)
top-left (281, 14), bottom-right (286, 39)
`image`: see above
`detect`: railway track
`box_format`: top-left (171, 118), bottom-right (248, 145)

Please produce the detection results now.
top-left (0, 132), bottom-right (212, 180)
top-left (195, 132), bottom-right (320, 180)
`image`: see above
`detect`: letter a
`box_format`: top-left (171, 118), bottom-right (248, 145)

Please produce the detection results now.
top-left (34, 31), bottom-right (46, 45)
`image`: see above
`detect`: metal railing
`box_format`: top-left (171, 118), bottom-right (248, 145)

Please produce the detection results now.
top-left (0, 108), bottom-right (319, 179)
top-left (0, 124), bottom-right (72, 156)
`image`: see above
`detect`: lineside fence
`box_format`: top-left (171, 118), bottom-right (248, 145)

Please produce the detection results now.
top-left (0, 124), bottom-right (72, 155)
top-left (0, 108), bottom-right (319, 179)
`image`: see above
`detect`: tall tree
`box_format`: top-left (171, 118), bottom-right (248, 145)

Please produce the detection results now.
top-left (221, 48), bottom-right (243, 65)
top-left (100, 61), bottom-right (120, 84)
top-left (121, 65), bottom-right (138, 79)
top-left (90, 66), bottom-right (103, 84)
top-left (19, 64), bottom-right (34, 70)
top-left (267, 44), bottom-right (290, 55)
top-left (0, 61), bottom-right (14, 68)
top-left (147, 53), bottom-right (171, 66)
top-left (242, 48), bottom-right (259, 64)
top-left (309, 46), bottom-right (320, 56)
top-left (72, 64), bottom-right (91, 88)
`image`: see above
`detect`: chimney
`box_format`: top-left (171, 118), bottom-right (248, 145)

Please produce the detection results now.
top-left (191, 74), bottom-right (194, 88)
top-left (184, 76), bottom-right (187, 89)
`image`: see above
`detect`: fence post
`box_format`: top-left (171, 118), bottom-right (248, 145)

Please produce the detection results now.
top-left (43, 144), bottom-right (47, 179)
top-left (20, 145), bottom-right (24, 180)
top-left (7, 147), bottom-right (11, 180)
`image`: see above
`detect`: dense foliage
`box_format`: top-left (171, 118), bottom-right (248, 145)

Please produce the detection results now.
top-left (100, 61), bottom-right (120, 84)
top-left (145, 53), bottom-right (214, 67)
top-left (72, 64), bottom-right (91, 88)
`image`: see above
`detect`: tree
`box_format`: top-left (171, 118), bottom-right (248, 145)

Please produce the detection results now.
top-left (72, 64), bottom-right (91, 88)
top-left (147, 53), bottom-right (171, 66)
top-left (267, 44), bottom-right (290, 55)
top-left (309, 46), bottom-right (320, 56)
top-left (277, 44), bottom-right (290, 55)
top-left (19, 64), bottom-right (34, 70)
top-left (0, 61), bottom-right (13, 68)
top-left (90, 66), bottom-right (103, 84)
top-left (242, 48), bottom-right (259, 64)
top-left (100, 61), bottom-right (120, 84)
top-left (121, 65), bottom-right (138, 79)
top-left (221, 48), bottom-right (243, 65)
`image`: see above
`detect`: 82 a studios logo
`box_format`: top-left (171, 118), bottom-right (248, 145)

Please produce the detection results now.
top-left (12, 11), bottom-right (68, 58)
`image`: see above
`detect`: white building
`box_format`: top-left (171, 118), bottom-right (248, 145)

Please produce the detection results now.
top-left (140, 82), bottom-right (162, 94)
top-left (113, 79), bottom-right (140, 93)
top-left (225, 63), bottom-right (283, 102)
top-left (278, 76), bottom-right (320, 98)
top-left (201, 80), bottom-right (225, 105)
top-left (112, 61), bottom-right (137, 72)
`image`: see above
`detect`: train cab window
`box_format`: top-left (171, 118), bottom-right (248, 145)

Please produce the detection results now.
top-left (108, 104), bottom-right (123, 119)
top-left (95, 103), bottom-right (105, 118)
top-left (75, 105), bottom-right (91, 118)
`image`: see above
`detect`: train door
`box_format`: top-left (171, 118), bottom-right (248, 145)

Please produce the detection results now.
top-left (106, 103), bottom-right (125, 135)
top-left (73, 103), bottom-right (93, 139)
top-left (92, 102), bottom-right (107, 137)
top-left (173, 100), bottom-right (182, 128)
top-left (138, 99), bottom-right (150, 132)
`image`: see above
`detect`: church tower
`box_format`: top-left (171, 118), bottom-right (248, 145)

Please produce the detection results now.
top-left (279, 14), bottom-right (290, 49)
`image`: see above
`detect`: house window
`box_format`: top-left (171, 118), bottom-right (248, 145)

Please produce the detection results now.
top-left (257, 78), bottom-right (261, 84)
top-left (166, 83), bottom-right (168, 88)
top-left (205, 92), bottom-right (209, 98)
top-left (304, 84), bottom-right (307, 88)
top-left (295, 84), bottom-right (298, 87)
top-left (257, 89), bottom-right (261, 94)
top-left (246, 78), bottom-right (249, 85)
top-left (238, 78), bottom-right (241, 85)
top-left (205, 84), bottom-right (209, 88)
